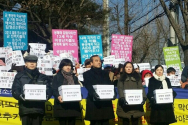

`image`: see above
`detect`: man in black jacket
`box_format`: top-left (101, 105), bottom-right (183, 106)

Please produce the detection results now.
top-left (12, 55), bottom-right (53, 125)
top-left (83, 55), bottom-right (116, 125)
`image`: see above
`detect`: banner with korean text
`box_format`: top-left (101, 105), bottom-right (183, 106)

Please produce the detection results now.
top-left (3, 11), bottom-right (28, 50)
top-left (1, 88), bottom-right (188, 125)
top-left (111, 34), bottom-right (133, 62)
top-left (163, 46), bottom-right (182, 71)
top-left (79, 35), bottom-right (103, 64)
top-left (52, 29), bottom-right (78, 62)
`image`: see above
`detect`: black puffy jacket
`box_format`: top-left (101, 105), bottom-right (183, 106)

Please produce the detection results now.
top-left (11, 69), bottom-right (53, 116)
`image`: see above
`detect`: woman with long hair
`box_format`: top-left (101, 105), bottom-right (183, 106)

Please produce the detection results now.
top-left (117, 61), bottom-right (146, 125)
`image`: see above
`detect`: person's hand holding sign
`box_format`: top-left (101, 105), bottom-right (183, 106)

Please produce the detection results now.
top-left (0, 59), bottom-right (5, 66)
top-left (58, 96), bottom-right (63, 103)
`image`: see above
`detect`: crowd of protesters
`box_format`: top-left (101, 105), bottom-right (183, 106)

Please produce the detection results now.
top-left (1, 49), bottom-right (187, 125)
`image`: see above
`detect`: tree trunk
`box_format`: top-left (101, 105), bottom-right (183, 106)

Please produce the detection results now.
top-left (124, 0), bottom-right (128, 35)
top-left (182, 44), bottom-right (188, 66)
top-left (183, 49), bottom-right (188, 66)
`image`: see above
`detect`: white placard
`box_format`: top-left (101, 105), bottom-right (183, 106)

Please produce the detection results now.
top-left (43, 55), bottom-right (51, 60)
top-left (23, 84), bottom-right (46, 100)
top-left (113, 58), bottom-right (125, 68)
top-left (171, 66), bottom-right (181, 76)
top-left (52, 56), bottom-right (61, 70)
top-left (37, 59), bottom-right (53, 76)
top-left (137, 63), bottom-right (151, 72)
top-left (162, 65), bottom-right (167, 76)
top-left (59, 53), bottom-right (75, 65)
top-left (0, 66), bottom-right (9, 72)
top-left (58, 85), bottom-right (82, 102)
top-left (12, 51), bottom-right (25, 66)
top-left (167, 75), bottom-right (181, 86)
top-left (153, 89), bottom-right (173, 104)
top-left (5, 48), bottom-right (13, 69)
top-left (0, 47), bottom-right (11, 58)
top-left (124, 89), bottom-right (143, 105)
top-left (93, 85), bottom-right (114, 99)
top-left (103, 55), bottom-right (115, 65)
top-left (49, 50), bottom-right (53, 57)
top-left (29, 43), bottom-right (46, 57)
top-left (0, 72), bottom-right (17, 89)
top-left (5, 49), bottom-right (25, 67)
top-left (77, 68), bottom-right (90, 81)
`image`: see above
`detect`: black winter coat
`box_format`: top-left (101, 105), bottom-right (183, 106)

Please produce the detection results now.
top-left (147, 76), bottom-right (177, 124)
top-left (83, 67), bottom-right (115, 120)
top-left (52, 72), bottom-right (81, 118)
top-left (12, 70), bottom-right (53, 116)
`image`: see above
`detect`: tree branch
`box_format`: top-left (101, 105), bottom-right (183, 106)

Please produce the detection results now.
top-left (179, 0), bottom-right (188, 33)
top-left (159, 0), bottom-right (186, 46)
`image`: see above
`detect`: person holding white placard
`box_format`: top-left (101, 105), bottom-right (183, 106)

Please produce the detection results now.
top-left (52, 59), bottom-right (81, 125)
top-left (117, 62), bottom-right (146, 125)
top-left (147, 65), bottom-right (177, 125)
top-left (0, 58), bottom-right (5, 66)
top-left (11, 55), bottom-right (53, 125)
top-left (83, 55), bottom-right (115, 125)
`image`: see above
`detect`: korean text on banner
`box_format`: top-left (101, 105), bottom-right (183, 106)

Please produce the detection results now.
top-left (163, 46), bottom-right (182, 71)
top-left (29, 43), bottom-right (46, 57)
top-left (0, 47), bottom-right (12, 58)
top-left (5, 50), bottom-right (25, 67)
top-left (0, 72), bottom-right (17, 89)
top-left (52, 29), bottom-right (79, 62)
top-left (37, 58), bottom-right (53, 76)
top-left (137, 63), bottom-right (151, 72)
top-left (3, 11), bottom-right (28, 50)
top-left (79, 35), bottom-right (103, 64)
top-left (111, 34), bottom-right (133, 61)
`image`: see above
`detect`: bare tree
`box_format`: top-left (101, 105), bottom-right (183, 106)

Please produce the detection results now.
top-left (132, 16), bottom-right (168, 64)
top-left (159, 0), bottom-right (188, 66)
top-left (0, 0), bottom-right (104, 48)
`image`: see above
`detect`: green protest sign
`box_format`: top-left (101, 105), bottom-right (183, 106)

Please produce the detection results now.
top-left (163, 46), bottom-right (182, 71)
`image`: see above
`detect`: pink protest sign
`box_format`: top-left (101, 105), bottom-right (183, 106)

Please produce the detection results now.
top-left (52, 29), bottom-right (78, 62)
top-left (111, 34), bottom-right (133, 62)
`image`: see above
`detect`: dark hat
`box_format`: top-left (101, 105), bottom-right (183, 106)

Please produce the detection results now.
top-left (84, 59), bottom-right (91, 66)
top-left (24, 55), bottom-right (38, 62)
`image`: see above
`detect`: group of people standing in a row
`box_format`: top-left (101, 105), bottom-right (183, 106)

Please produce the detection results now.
top-left (12, 54), bottom-right (177, 125)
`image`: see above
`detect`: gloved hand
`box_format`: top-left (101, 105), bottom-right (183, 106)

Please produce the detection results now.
top-left (141, 97), bottom-right (147, 105)
top-left (93, 92), bottom-right (100, 101)
top-left (27, 45), bottom-right (31, 53)
top-left (20, 94), bottom-right (25, 101)
top-left (10, 63), bottom-right (24, 72)
top-left (52, 68), bottom-right (56, 74)
top-left (119, 97), bottom-right (128, 106)
top-left (150, 97), bottom-right (156, 104)
top-left (45, 47), bottom-right (50, 53)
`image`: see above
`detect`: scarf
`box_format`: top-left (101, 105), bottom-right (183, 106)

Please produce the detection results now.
top-left (91, 66), bottom-right (102, 75)
top-left (153, 74), bottom-right (168, 89)
top-left (61, 70), bottom-right (75, 85)
top-left (25, 67), bottom-right (40, 84)
top-left (25, 67), bottom-right (40, 78)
